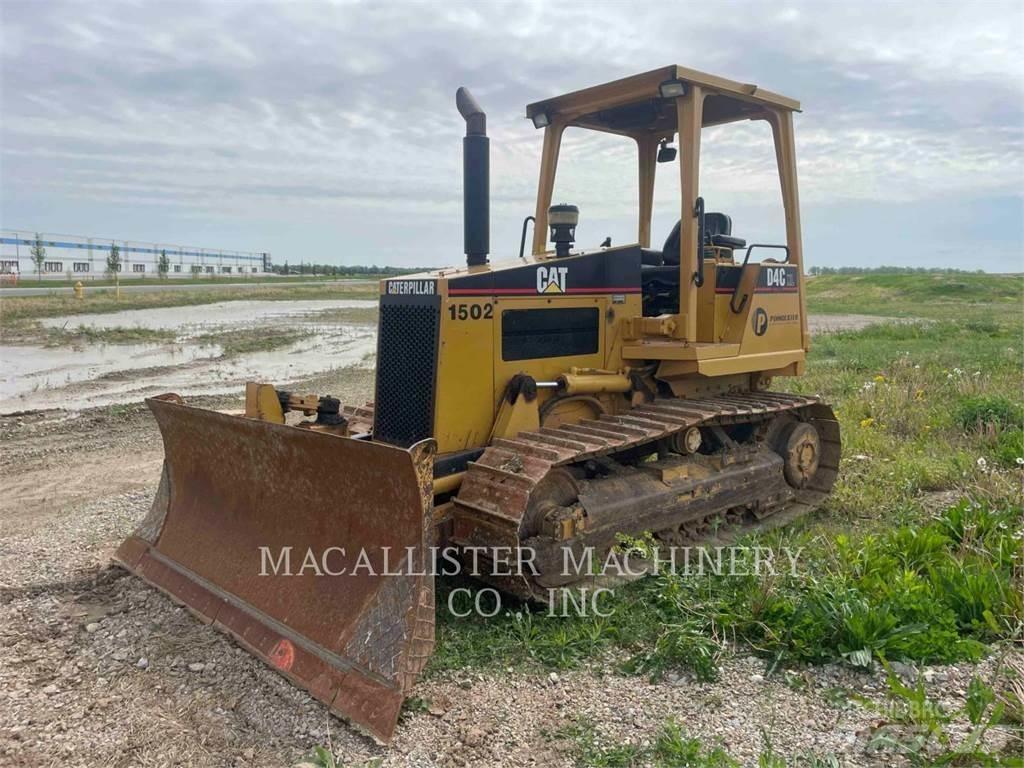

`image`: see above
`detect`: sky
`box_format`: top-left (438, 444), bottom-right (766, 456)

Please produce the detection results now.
top-left (1, 0), bottom-right (1022, 271)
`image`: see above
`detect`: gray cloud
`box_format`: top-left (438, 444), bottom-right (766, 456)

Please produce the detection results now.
top-left (2, 0), bottom-right (1021, 269)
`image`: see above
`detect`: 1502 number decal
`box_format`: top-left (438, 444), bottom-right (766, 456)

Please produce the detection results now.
top-left (448, 303), bottom-right (493, 320)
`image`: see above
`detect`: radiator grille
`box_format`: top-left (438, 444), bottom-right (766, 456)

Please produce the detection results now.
top-left (373, 299), bottom-right (440, 447)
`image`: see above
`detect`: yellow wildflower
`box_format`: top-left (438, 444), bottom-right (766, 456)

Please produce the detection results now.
top-left (860, 417), bottom-right (875, 428)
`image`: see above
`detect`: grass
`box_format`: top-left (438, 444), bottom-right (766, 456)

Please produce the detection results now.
top-left (787, 319), bottom-right (1022, 515)
top-left (551, 716), bottom-right (844, 767)
top-left (432, 498), bottom-right (1021, 679)
top-left (547, 672), bottom-right (1023, 766)
top-left (861, 659), bottom-right (1023, 766)
top-left (39, 324), bottom-right (177, 346)
top-left (806, 272), bottom-right (1022, 324)
top-left (215, 327), bottom-right (312, 356)
top-left (31, 322), bottom-right (315, 356)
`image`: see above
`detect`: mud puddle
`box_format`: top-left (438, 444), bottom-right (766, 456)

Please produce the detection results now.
top-left (2, 300), bottom-right (377, 413)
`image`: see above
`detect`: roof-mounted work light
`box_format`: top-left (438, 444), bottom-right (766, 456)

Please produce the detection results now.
top-left (531, 111), bottom-right (551, 129)
top-left (658, 78), bottom-right (687, 98)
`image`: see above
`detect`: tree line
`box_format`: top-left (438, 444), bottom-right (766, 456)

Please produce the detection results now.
top-left (270, 262), bottom-right (425, 277)
top-left (807, 265), bottom-right (987, 275)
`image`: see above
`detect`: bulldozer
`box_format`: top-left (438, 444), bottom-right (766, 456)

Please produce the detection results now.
top-left (115, 65), bottom-right (839, 743)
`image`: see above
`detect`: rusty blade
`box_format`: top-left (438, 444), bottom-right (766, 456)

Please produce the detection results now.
top-left (115, 396), bottom-right (435, 743)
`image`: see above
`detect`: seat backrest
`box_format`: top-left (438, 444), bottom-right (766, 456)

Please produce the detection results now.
top-left (704, 213), bottom-right (732, 239)
top-left (662, 212), bottom-right (731, 265)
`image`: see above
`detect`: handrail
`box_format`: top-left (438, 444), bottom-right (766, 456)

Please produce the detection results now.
top-left (518, 216), bottom-right (535, 261)
top-left (692, 197), bottom-right (705, 287)
top-left (729, 243), bottom-right (791, 314)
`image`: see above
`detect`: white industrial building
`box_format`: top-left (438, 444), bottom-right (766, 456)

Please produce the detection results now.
top-left (0, 230), bottom-right (271, 280)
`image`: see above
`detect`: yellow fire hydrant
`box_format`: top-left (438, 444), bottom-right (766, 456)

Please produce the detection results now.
top-left (74, 281), bottom-right (84, 300)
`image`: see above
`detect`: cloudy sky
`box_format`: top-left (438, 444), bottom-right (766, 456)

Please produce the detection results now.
top-left (2, 1), bottom-right (1022, 270)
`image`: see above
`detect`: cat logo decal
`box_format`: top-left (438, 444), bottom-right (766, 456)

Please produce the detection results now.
top-left (536, 266), bottom-right (568, 294)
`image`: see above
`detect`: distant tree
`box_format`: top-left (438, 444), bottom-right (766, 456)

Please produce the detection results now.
top-left (809, 265), bottom-right (983, 276)
top-left (30, 233), bottom-right (46, 281)
top-left (106, 244), bottom-right (121, 277)
top-left (157, 250), bottom-right (170, 280)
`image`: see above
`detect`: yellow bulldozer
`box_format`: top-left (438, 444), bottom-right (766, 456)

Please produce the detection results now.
top-left (115, 65), bottom-right (839, 742)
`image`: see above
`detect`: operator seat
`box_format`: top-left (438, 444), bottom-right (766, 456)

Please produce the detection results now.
top-left (661, 212), bottom-right (746, 265)
top-left (640, 212), bottom-right (745, 317)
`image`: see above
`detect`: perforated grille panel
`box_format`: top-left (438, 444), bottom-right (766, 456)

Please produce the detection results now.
top-left (373, 298), bottom-right (440, 447)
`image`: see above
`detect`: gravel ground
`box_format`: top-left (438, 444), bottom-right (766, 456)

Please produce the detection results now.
top-left (805, 314), bottom-right (901, 333)
top-left (1, 315), bottom-right (1018, 767)
top-left (1, 457), bottom-right (1018, 767)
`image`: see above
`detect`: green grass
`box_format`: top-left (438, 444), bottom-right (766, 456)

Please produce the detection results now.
top-left (215, 327), bottom-right (312, 356)
top-left (861, 660), bottom-right (1024, 766)
top-left (787, 319), bottom-right (1023, 515)
top-left (551, 717), bottom-right (844, 768)
top-left (432, 498), bottom-right (1021, 681)
top-left (30, 322), bottom-right (318, 356)
top-left (38, 324), bottom-right (177, 346)
top-left (553, 717), bottom-right (736, 768)
top-left (806, 272), bottom-right (1023, 325)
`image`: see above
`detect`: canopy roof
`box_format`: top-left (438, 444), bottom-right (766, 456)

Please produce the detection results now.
top-left (526, 65), bottom-right (800, 137)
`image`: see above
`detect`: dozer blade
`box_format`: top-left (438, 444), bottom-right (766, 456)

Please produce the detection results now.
top-left (115, 395), bottom-right (436, 744)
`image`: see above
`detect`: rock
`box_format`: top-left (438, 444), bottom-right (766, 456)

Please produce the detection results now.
top-left (548, 672), bottom-right (560, 685)
top-left (427, 695), bottom-right (451, 717)
top-left (463, 727), bottom-right (486, 747)
top-left (750, 674), bottom-right (764, 683)
top-left (241, 747), bottom-right (255, 760)
top-left (188, 663), bottom-right (206, 672)
top-left (42, 684), bottom-right (59, 696)
top-left (111, 650), bottom-right (128, 662)
top-left (136, 658), bottom-right (149, 669)
top-left (84, 623), bottom-right (100, 634)
top-left (890, 661), bottom-right (917, 682)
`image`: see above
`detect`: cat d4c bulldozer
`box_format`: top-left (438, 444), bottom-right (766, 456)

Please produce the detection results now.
top-left (115, 65), bottom-right (840, 742)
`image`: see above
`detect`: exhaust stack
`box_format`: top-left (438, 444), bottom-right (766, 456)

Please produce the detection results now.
top-left (456, 87), bottom-right (489, 267)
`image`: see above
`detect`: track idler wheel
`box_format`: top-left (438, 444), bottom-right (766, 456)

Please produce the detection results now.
top-left (775, 421), bottom-right (821, 488)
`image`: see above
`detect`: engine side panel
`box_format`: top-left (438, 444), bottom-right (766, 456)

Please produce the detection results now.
top-left (430, 246), bottom-right (642, 454)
